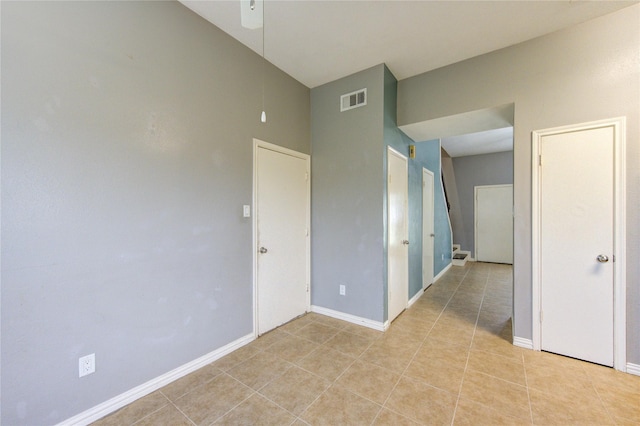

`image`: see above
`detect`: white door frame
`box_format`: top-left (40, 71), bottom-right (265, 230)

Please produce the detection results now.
top-left (531, 117), bottom-right (626, 371)
top-left (387, 146), bottom-right (409, 322)
top-left (253, 138), bottom-right (311, 337)
top-left (423, 168), bottom-right (435, 290)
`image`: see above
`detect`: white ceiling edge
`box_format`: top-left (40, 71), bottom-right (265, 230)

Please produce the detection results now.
top-left (399, 103), bottom-right (514, 143)
top-left (441, 127), bottom-right (514, 158)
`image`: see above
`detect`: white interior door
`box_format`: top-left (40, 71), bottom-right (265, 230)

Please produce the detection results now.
top-left (475, 184), bottom-right (513, 264)
top-left (255, 141), bottom-right (310, 335)
top-left (538, 126), bottom-right (615, 366)
top-left (387, 147), bottom-right (408, 323)
top-left (422, 168), bottom-right (434, 289)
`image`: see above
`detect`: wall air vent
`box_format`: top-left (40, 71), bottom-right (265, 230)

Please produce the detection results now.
top-left (340, 88), bottom-right (367, 112)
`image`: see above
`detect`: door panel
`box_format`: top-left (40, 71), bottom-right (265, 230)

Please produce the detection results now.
top-left (540, 126), bottom-right (614, 366)
top-left (256, 145), bottom-right (309, 335)
top-left (388, 148), bottom-right (408, 323)
top-left (423, 169), bottom-right (434, 289)
top-left (475, 185), bottom-right (513, 264)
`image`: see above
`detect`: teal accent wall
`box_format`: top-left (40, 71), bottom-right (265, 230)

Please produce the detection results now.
top-left (416, 141), bottom-right (453, 276)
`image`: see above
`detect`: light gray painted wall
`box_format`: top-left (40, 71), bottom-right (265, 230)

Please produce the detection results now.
top-left (1, 2), bottom-right (310, 424)
top-left (398, 5), bottom-right (640, 363)
top-left (451, 151), bottom-right (514, 256)
top-left (310, 65), bottom-right (385, 322)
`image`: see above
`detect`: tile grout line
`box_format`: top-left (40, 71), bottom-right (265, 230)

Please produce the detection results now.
top-left (371, 264), bottom-right (475, 425)
top-left (582, 364), bottom-right (618, 425)
top-left (450, 263), bottom-right (491, 425)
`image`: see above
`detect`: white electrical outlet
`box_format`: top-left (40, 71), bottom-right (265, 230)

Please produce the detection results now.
top-left (339, 285), bottom-right (346, 296)
top-left (79, 353), bottom-right (95, 378)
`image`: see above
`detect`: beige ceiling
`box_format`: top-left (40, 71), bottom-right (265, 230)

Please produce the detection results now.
top-left (179, 0), bottom-right (635, 88)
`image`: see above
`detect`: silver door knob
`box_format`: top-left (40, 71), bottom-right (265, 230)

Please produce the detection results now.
top-left (259, 247), bottom-right (268, 254)
top-left (402, 240), bottom-right (410, 245)
top-left (596, 254), bottom-right (609, 263)
top-left (430, 234), bottom-right (435, 237)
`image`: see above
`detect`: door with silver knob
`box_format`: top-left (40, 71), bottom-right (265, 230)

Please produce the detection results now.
top-left (422, 168), bottom-right (435, 290)
top-left (537, 123), bottom-right (616, 367)
top-left (387, 147), bottom-right (408, 323)
top-left (255, 142), bottom-right (310, 335)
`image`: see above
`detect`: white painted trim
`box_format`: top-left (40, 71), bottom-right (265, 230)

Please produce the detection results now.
top-left (253, 139), bottom-right (311, 337)
top-left (513, 336), bottom-right (534, 350)
top-left (386, 146), bottom-right (409, 323)
top-left (58, 333), bottom-right (254, 426)
top-left (626, 363), bottom-right (640, 376)
top-left (311, 305), bottom-right (386, 332)
top-left (422, 167), bottom-right (435, 290)
top-left (531, 117), bottom-right (626, 370)
top-left (433, 262), bottom-right (452, 282)
top-left (408, 288), bottom-right (425, 308)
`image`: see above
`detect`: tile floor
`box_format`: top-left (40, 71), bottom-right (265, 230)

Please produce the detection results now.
top-left (94, 262), bottom-right (640, 425)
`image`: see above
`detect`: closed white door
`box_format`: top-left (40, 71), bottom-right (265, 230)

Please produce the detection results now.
top-left (539, 126), bottom-right (614, 366)
top-left (422, 168), bottom-right (434, 289)
top-left (387, 147), bottom-right (408, 323)
top-left (475, 185), bottom-right (513, 264)
top-left (255, 142), bottom-right (309, 335)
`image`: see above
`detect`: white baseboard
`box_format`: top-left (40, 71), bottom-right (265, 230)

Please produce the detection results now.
top-left (408, 288), bottom-right (425, 308)
top-left (627, 363), bottom-right (640, 376)
top-left (311, 305), bottom-right (386, 331)
top-left (433, 263), bottom-right (452, 282)
top-left (58, 333), bottom-right (255, 426)
top-left (513, 336), bottom-right (534, 350)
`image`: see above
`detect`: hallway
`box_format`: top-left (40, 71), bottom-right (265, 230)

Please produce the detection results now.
top-left (94, 262), bottom-right (640, 425)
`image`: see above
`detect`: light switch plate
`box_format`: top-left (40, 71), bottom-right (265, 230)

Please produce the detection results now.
top-left (243, 205), bottom-right (250, 218)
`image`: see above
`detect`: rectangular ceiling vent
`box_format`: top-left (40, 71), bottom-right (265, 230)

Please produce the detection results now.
top-left (340, 88), bottom-right (367, 112)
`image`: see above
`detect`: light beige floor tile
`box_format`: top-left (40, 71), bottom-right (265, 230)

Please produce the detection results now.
top-left (307, 313), bottom-right (349, 329)
top-left (259, 366), bottom-right (330, 415)
top-left (133, 404), bottom-right (192, 426)
top-left (460, 370), bottom-right (530, 420)
top-left (174, 374), bottom-right (253, 426)
top-left (466, 349), bottom-right (526, 386)
top-left (453, 398), bottom-right (531, 426)
top-left (277, 315), bottom-right (315, 334)
top-left (340, 322), bottom-right (384, 340)
top-left (372, 408), bottom-right (421, 425)
top-left (227, 351), bottom-right (291, 390)
top-left (324, 330), bottom-right (374, 357)
top-left (405, 358), bottom-right (465, 394)
top-left (249, 328), bottom-right (290, 351)
top-left (214, 393), bottom-right (296, 425)
top-left (160, 364), bottom-right (221, 401)
top-left (529, 387), bottom-right (614, 425)
top-left (265, 334), bottom-right (319, 363)
top-left (524, 358), bottom-right (594, 397)
top-left (360, 340), bottom-right (418, 374)
top-left (93, 391), bottom-right (169, 426)
top-left (212, 344), bottom-right (262, 371)
top-left (295, 345), bottom-right (355, 381)
top-left (472, 333), bottom-right (523, 361)
top-left (428, 320), bottom-right (474, 346)
top-left (384, 376), bottom-right (457, 424)
top-left (301, 385), bottom-right (381, 425)
top-left (294, 322), bottom-right (340, 344)
top-left (336, 359), bottom-right (401, 404)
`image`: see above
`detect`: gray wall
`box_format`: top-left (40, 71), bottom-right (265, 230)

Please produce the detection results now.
top-left (1, 2), bottom-right (310, 424)
top-left (398, 5), bottom-right (639, 362)
top-left (310, 65), bottom-right (385, 322)
top-left (451, 151), bottom-right (514, 256)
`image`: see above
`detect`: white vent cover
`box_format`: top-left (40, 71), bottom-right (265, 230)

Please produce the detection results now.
top-left (340, 88), bottom-right (367, 112)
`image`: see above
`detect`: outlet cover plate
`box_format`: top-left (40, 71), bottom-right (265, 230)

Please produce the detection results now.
top-left (79, 353), bottom-right (95, 378)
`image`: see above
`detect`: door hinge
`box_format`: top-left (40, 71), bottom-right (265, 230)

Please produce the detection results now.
top-left (538, 155), bottom-right (542, 166)
top-left (305, 172), bottom-right (309, 181)
top-left (307, 283), bottom-right (310, 292)
top-left (305, 228), bottom-right (309, 237)
top-left (540, 310), bottom-right (543, 323)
